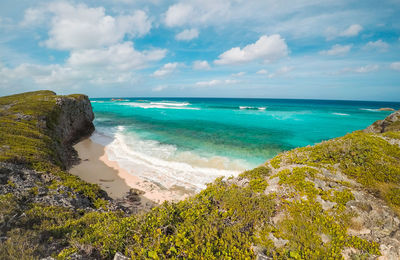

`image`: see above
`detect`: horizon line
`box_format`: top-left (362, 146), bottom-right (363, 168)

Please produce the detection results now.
top-left (89, 96), bottom-right (400, 104)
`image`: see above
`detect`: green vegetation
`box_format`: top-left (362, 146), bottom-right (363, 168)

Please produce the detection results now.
top-left (0, 91), bottom-right (399, 259)
top-left (276, 131), bottom-right (400, 213)
top-left (383, 131), bottom-right (400, 140)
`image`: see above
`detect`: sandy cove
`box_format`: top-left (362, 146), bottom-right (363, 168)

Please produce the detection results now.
top-left (69, 138), bottom-right (194, 204)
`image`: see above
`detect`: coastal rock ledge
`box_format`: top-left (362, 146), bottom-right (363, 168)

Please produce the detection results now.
top-left (1, 91), bottom-right (400, 259)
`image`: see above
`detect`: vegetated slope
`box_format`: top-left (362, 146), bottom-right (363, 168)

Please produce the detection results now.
top-left (0, 91), bottom-right (399, 259)
top-left (0, 91), bottom-right (114, 258)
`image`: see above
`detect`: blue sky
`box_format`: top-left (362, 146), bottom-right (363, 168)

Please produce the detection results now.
top-left (0, 0), bottom-right (399, 101)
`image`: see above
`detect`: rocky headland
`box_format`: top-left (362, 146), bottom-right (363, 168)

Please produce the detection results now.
top-left (0, 91), bottom-right (399, 259)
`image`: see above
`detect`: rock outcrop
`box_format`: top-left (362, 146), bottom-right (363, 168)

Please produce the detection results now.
top-left (365, 109), bottom-right (400, 133)
top-left (53, 95), bottom-right (95, 169)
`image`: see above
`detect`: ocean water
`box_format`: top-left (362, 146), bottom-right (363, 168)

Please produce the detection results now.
top-left (90, 98), bottom-right (400, 192)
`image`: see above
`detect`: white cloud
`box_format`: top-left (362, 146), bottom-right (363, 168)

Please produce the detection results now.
top-left (340, 24), bottom-right (363, 37)
top-left (68, 42), bottom-right (166, 71)
top-left (268, 66), bottom-right (293, 78)
top-left (325, 24), bottom-right (363, 40)
top-left (1, 2), bottom-right (169, 95)
top-left (320, 44), bottom-right (352, 55)
top-left (256, 69), bottom-right (268, 75)
top-left (364, 40), bottom-right (389, 52)
top-left (164, 3), bottom-right (194, 27)
top-left (21, 8), bottom-right (45, 26)
top-left (175, 28), bottom-right (199, 41)
top-left (37, 2), bottom-right (152, 50)
top-left (340, 64), bottom-right (379, 74)
top-left (0, 61), bottom-right (142, 91)
top-left (390, 62), bottom-right (400, 71)
top-left (163, 1), bottom-right (230, 28)
top-left (195, 79), bottom-right (238, 86)
top-left (232, 72), bottom-right (245, 77)
top-left (192, 60), bottom-right (211, 70)
top-left (215, 34), bottom-right (288, 65)
top-left (153, 62), bottom-right (180, 77)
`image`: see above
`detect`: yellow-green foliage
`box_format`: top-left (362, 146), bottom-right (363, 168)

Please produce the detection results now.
top-left (386, 188), bottom-right (400, 206)
top-left (284, 132), bottom-right (400, 185)
top-left (0, 91), bottom-right (106, 207)
top-left (58, 178), bottom-right (276, 259)
top-left (383, 131), bottom-right (400, 140)
top-left (0, 91), bottom-right (61, 165)
top-left (269, 199), bottom-right (380, 259)
top-left (278, 167), bottom-right (319, 199)
top-left (262, 165), bottom-right (379, 259)
top-left (239, 166), bottom-right (270, 192)
top-left (0, 194), bottom-right (19, 223)
top-left (270, 156), bottom-right (282, 169)
top-left (278, 131), bottom-right (400, 211)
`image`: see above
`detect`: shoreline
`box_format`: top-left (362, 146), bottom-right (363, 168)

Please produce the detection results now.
top-left (69, 137), bottom-right (194, 204)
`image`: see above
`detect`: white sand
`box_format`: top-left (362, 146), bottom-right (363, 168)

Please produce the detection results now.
top-left (69, 138), bottom-right (193, 203)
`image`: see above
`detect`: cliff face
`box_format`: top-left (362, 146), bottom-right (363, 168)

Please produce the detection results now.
top-left (52, 94), bottom-right (95, 169)
top-left (54, 94), bottom-right (94, 146)
top-left (0, 91), bottom-right (113, 259)
top-left (0, 90), bottom-right (94, 169)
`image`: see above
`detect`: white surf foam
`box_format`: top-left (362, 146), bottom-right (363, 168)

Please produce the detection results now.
top-left (360, 108), bottom-right (379, 112)
top-left (120, 102), bottom-right (199, 110)
top-left (150, 101), bottom-right (190, 107)
top-left (99, 129), bottom-right (247, 192)
top-left (332, 112), bottom-right (350, 116)
top-left (239, 106), bottom-right (267, 110)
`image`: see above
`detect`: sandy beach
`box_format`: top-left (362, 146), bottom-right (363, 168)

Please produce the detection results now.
top-left (69, 138), bottom-right (194, 204)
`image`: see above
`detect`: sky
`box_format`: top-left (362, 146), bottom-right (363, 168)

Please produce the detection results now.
top-left (0, 0), bottom-right (399, 101)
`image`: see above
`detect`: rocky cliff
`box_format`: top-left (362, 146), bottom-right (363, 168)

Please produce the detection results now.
top-left (0, 91), bottom-right (399, 259)
top-left (0, 91), bottom-right (114, 258)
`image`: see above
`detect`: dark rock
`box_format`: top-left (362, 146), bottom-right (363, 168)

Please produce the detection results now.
top-left (53, 96), bottom-right (95, 169)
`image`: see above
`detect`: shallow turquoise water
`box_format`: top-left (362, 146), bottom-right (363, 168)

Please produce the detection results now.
top-left (90, 98), bottom-right (399, 190)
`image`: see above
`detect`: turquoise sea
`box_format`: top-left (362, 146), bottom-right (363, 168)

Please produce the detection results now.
top-left (90, 98), bottom-right (400, 191)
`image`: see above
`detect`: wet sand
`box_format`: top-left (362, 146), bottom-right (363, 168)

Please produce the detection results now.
top-left (69, 138), bottom-right (194, 204)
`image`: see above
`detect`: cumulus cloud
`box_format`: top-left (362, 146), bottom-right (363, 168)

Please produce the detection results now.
top-left (390, 62), bottom-right (400, 71)
top-left (68, 42), bottom-right (166, 70)
top-left (196, 79), bottom-right (238, 86)
top-left (6, 2), bottom-right (166, 93)
top-left (175, 28), bottom-right (199, 41)
top-left (214, 34), bottom-right (288, 65)
top-left (325, 24), bottom-right (363, 40)
top-left (153, 62), bottom-right (180, 77)
top-left (0, 60), bottom-right (145, 90)
top-left (320, 44), bottom-right (352, 55)
top-left (164, 3), bottom-right (194, 27)
top-left (34, 2), bottom-right (152, 50)
top-left (192, 60), bottom-right (211, 70)
top-left (20, 8), bottom-right (46, 26)
top-left (163, 1), bottom-right (230, 28)
top-left (363, 40), bottom-right (389, 52)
